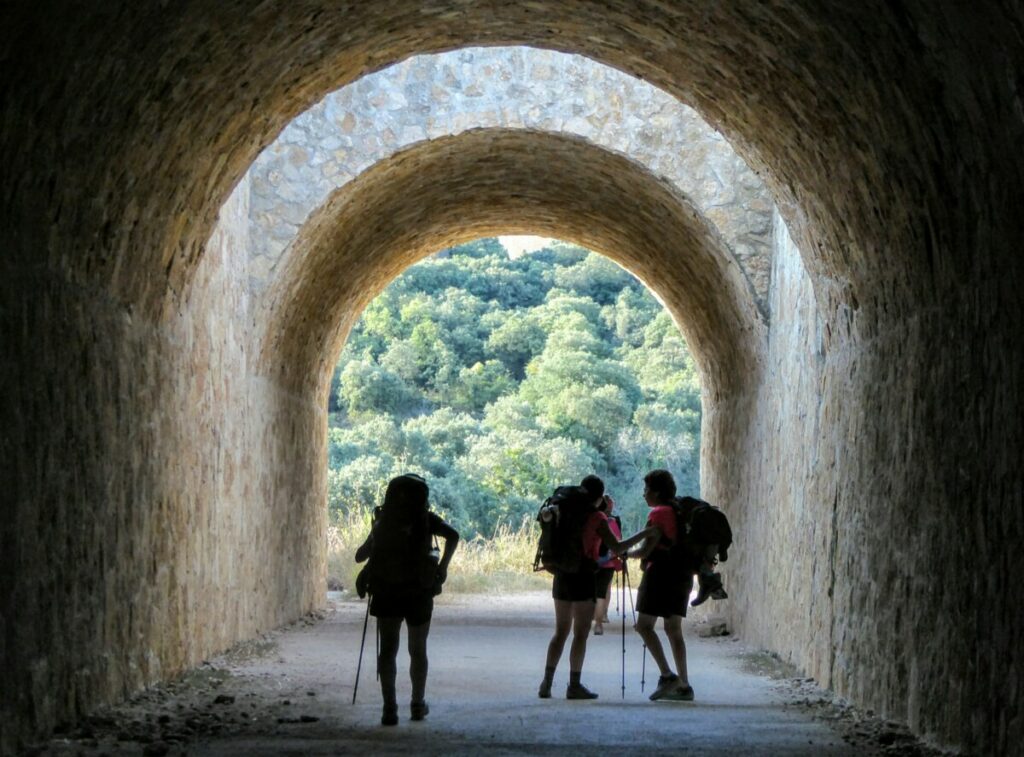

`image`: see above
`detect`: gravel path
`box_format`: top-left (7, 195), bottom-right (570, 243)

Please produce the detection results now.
top-left (32, 592), bottom-right (940, 756)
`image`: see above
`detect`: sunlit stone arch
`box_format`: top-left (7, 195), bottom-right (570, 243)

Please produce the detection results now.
top-left (233, 47), bottom-right (775, 314)
top-left (260, 129), bottom-right (765, 404)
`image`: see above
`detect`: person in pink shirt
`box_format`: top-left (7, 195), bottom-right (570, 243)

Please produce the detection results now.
top-left (624, 469), bottom-right (697, 701)
top-left (592, 494), bottom-right (623, 636)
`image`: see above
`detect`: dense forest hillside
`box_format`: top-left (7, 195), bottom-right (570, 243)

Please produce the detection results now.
top-left (328, 238), bottom-right (701, 536)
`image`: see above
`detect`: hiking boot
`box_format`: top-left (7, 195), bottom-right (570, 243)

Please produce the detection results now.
top-left (649, 674), bottom-right (682, 701)
top-left (381, 703), bottom-right (398, 726)
top-left (566, 682), bottom-right (599, 700)
top-left (538, 679), bottom-right (553, 699)
top-left (691, 572), bottom-right (727, 607)
top-left (410, 701), bottom-right (429, 721)
top-left (662, 683), bottom-right (695, 702)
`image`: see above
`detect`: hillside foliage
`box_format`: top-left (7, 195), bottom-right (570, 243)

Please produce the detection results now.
top-left (327, 238), bottom-right (701, 537)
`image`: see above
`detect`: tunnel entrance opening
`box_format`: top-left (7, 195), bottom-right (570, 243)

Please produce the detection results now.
top-left (322, 235), bottom-right (704, 600)
top-left (235, 45), bottom-right (772, 622)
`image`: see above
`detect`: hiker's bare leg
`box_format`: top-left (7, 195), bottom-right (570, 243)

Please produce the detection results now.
top-left (377, 617), bottom-right (403, 708)
top-left (407, 619), bottom-right (430, 703)
top-left (635, 612), bottom-right (673, 677)
top-left (595, 583), bottom-right (611, 626)
top-left (569, 600), bottom-right (596, 673)
top-left (664, 615), bottom-right (688, 685)
top-left (546, 599), bottom-right (573, 669)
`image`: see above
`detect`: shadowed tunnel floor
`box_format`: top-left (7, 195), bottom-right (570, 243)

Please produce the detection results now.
top-left (35, 593), bottom-right (937, 756)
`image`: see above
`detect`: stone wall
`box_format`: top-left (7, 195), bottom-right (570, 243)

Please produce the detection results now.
top-left (241, 47), bottom-right (774, 315)
top-left (0, 177), bottom-right (324, 750)
top-left (259, 129), bottom-right (765, 402)
top-left (3, 3), bottom-right (1023, 755)
top-left (718, 209), bottom-right (1024, 750)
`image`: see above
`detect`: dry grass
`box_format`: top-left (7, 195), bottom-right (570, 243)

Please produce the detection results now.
top-left (326, 511), bottom-right (549, 594)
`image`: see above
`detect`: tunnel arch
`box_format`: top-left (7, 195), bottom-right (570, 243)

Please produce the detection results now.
top-left (12, 3), bottom-right (1015, 321)
top-left (4, 5), bottom-right (1023, 754)
top-left (259, 129), bottom-right (765, 408)
top-left (233, 46), bottom-right (775, 315)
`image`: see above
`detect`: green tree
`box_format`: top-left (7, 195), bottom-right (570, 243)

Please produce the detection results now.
top-left (482, 395), bottom-right (539, 433)
top-left (607, 287), bottom-right (660, 347)
top-left (531, 291), bottom-right (603, 334)
top-left (485, 312), bottom-right (547, 378)
top-left (338, 360), bottom-right (420, 418)
top-left (326, 237), bottom-right (703, 539)
top-left (327, 455), bottom-right (395, 514)
top-left (402, 408), bottom-right (482, 461)
top-left (459, 428), bottom-right (603, 533)
top-left (446, 360), bottom-right (515, 413)
top-left (554, 252), bottom-right (639, 305)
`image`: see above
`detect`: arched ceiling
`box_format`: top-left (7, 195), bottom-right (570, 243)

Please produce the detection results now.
top-left (233, 46), bottom-right (775, 313)
top-left (261, 129), bottom-right (766, 402)
top-left (6, 2), bottom-right (1018, 325)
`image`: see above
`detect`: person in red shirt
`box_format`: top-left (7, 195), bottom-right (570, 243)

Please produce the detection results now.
top-left (624, 469), bottom-right (696, 701)
top-left (539, 475), bottom-right (646, 700)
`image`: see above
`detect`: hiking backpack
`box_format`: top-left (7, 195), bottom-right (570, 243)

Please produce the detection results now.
top-left (673, 496), bottom-right (733, 565)
top-left (532, 485), bottom-right (592, 574)
top-left (357, 506), bottom-right (440, 596)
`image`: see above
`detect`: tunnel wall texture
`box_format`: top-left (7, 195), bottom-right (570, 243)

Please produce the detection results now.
top-left (241, 46), bottom-right (774, 313)
top-left (0, 177), bottom-right (325, 749)
top-left (2, 3), bottom-right (1023, 754)
top-left (716, 205), bottom-right (1024, 749)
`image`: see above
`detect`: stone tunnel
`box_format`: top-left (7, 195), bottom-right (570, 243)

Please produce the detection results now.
top-left (2, 3), bottom-right (1022, 754)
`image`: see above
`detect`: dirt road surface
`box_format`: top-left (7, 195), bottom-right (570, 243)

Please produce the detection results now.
top-left (35, 592), bottom-right (934, 756)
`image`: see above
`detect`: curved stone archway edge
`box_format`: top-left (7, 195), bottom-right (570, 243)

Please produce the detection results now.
top-left (3, 4), bottom-right (1019, 322)
top-left (261, 129), bottom-right (765, 405)
top-left (237, 47), bottom-right (775, 316)
top-left (2, 4), bottom-right (1023, 754)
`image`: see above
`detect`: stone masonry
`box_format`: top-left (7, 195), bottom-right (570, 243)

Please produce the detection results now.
top-left (2, 4), bottom-right (1022, 755)
top-left (238, 47), bottom-right (774, 315)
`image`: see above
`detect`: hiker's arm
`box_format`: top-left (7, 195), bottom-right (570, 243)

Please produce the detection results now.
top-left (616, 525), bottom-right (655, 555)
top-left (354, 531), bottom-right (373, 563)
top-left (626, 525), bottom-right (662, 560)
top-left (597, 520), bottom-right (646, 554)
top-left (439, 529), bottom-right (459, 572)
top-left (433, 517), bottom-right (460, 578)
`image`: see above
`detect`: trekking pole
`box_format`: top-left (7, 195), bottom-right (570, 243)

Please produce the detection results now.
top-left (624, 561), bottom-right (646, 693)
top-left (375, 615), bottom-right (380, 681)
top-left (620, 566), bottom-right (626, 699)
top-left (352, 595), bottom-right (371, 704)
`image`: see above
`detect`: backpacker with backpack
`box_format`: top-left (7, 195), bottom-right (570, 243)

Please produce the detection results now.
top-left (533, 485), bottom-right (593, 574)
top-left (355, 475), bottom-right (442, 598)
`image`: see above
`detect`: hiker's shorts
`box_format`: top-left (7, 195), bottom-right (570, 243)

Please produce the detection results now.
top-left (552, 569), bottom-right (597, 602)
top-left (594, 567), bottom-right (616, 600)
top-left (370, 589), bottom-right (433, 626)
top-left (636, 562), bottom-right (692, 618)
